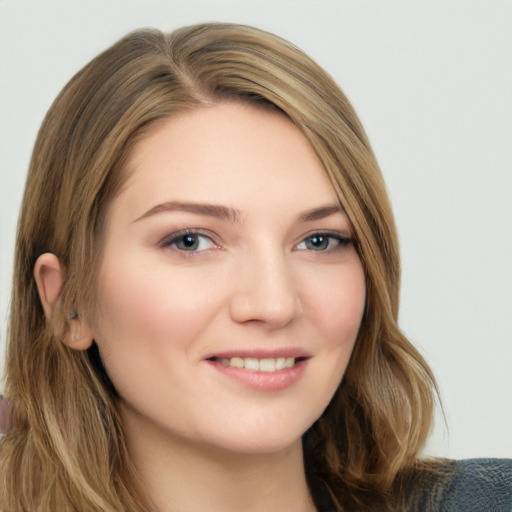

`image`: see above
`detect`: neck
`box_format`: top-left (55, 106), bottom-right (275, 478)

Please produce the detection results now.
top-left (122, 406), bottom-right (317, 512)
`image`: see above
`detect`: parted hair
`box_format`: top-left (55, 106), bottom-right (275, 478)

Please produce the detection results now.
top-left (1, 23), bottom-right (440, 511)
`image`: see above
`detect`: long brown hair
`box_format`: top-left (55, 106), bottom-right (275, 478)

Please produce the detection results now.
top-left (1, 23), bottom-right (439, 511)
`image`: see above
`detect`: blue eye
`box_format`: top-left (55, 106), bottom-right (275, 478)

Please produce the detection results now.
top-left (160, 231), bottom-right (216, 252)
top-left (296, 232), bottom-right (350, 252)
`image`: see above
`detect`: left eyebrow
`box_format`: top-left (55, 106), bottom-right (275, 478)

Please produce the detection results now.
top-left (132, 201), bottom-right (243, 224)
top-left (297, 204), bottom-right (345, 223)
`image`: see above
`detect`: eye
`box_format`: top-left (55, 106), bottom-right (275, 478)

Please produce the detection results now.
top-left (159, 230), bottom-right (218, 252)
top-left (295, 232), bottom-right (351, 252)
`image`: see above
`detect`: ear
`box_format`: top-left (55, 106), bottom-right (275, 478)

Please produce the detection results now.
top-left (33, 253), bottom-right (64, 317)
top-left (33, 253), bottom-right (93, 350)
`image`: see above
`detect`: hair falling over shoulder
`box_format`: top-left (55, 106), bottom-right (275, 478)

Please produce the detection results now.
top-left (1, 23), bottom-right (443, 511)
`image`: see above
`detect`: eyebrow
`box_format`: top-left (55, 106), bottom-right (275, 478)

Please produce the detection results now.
top-left (133, 201), bottom-right (243, 223)
top-left (133, 201), bottom-right (344, 224)
top-left (297, 204), bottom-right (344, 222)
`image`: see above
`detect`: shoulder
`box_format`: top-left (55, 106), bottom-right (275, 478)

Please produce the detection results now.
top-left (410, 458), bottom-right (512, 512)
top-left (445, 459), bottom-right (512, 511)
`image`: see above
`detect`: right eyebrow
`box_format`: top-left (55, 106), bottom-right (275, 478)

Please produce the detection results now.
top-left (132, 201), bottom-right (243, 224)
top-left (297, 204), bottom-right (345, 223)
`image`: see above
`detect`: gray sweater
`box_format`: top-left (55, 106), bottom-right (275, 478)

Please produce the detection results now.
top-left (410, 458), bottom-right (512, 512)
top-left (313, 458), bottom-right (512, 511)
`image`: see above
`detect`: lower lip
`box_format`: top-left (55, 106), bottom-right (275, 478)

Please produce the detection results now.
top-left (206, 359), bottom-right (308, 391)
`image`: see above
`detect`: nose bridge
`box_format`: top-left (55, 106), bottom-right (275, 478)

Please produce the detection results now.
top-left (229, 243), bottom-right (301, 327)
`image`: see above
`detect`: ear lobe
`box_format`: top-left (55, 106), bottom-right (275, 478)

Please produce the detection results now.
top-left (34, 252), bottom-right (64, 317)
top-left (65, 314), bottom-right (94, 350)
top-left (33, 253), bottom-right (94, 350)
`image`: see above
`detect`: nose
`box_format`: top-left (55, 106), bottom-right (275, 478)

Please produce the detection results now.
top-left (229, 250), bottom-right (302, 328)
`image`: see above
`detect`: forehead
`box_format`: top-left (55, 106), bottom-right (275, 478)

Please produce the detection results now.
top-left (116, 101), bottom-right (341, 219)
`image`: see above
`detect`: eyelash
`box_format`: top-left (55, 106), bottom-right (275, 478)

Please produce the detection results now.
top-left (158, 229), bottom-right (352, 255)
top-left (158, 229), bottom-right (219, 254)
top-left (295, 231), bottom-right (352, 252)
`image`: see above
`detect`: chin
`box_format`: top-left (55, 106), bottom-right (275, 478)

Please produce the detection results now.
top-left (201, 421), bottom-right (311, 457)
top-left (214, 436), bottom-right (303, 458)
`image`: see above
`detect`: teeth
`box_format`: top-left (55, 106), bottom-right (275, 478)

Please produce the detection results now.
top-left (230, 356), bottom-right (244, 368)
top-left (244, 357), bottom-right (259, 371)
top-left (259, 358), bottom-right (276, 372)
top-left (276, 357), bottom-right (286, 370)
top-left (218, 356), bottom-right (297, 371)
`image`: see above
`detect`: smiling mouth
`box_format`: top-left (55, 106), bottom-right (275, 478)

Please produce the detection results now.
top-left (207, 356), bottom-right (308, 372)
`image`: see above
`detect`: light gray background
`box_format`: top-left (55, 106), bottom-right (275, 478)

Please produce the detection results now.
top-left (1, 0), bottom-right (511, 459)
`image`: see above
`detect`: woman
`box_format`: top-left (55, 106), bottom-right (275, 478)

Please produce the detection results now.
top-left (1, 23), bottom-right (510, 512)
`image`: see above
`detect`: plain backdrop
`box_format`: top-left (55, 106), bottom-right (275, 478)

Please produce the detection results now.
top-left (1, 0), bottom-right (511, 459)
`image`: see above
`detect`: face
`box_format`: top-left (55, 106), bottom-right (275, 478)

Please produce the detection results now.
top-left (93, 102), bottom-right (366, 456)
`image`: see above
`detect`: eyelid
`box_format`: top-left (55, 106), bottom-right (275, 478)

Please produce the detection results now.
top-left (294, 230), bottom-right (353, 251)
top-left (158, 228), bottom-right (220, 251)
top-left (157, 228), bottom-right (353, 254)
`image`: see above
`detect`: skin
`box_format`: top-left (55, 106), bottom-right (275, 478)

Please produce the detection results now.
top-left (35, 102), bottom-right (366, 512)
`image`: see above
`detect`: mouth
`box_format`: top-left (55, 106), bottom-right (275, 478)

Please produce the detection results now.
top-left (205, 351), bottom-right (311, 391)
top-left (206, 356), bottom-right (309, 373)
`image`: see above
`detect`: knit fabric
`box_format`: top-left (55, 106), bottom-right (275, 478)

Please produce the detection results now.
top-left (313, 458), bottom-right (512, 511)
top-left (408, 458), bottom-right (512, 512)
top-left (438, 459), bottom-right (512, 512)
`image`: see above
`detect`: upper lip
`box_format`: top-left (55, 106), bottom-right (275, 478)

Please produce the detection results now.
top-left (205, 348), bottom-right (312, 360)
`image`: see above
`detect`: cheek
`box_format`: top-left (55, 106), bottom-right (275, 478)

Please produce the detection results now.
top-left (310, 262), bottom-right (366, 349)
top-left (92, 259), bottom-right (221, 381)
top-left (97, 253), bottom-right (216, 328)
top-left (294, 261), bottom-right (366, 423)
